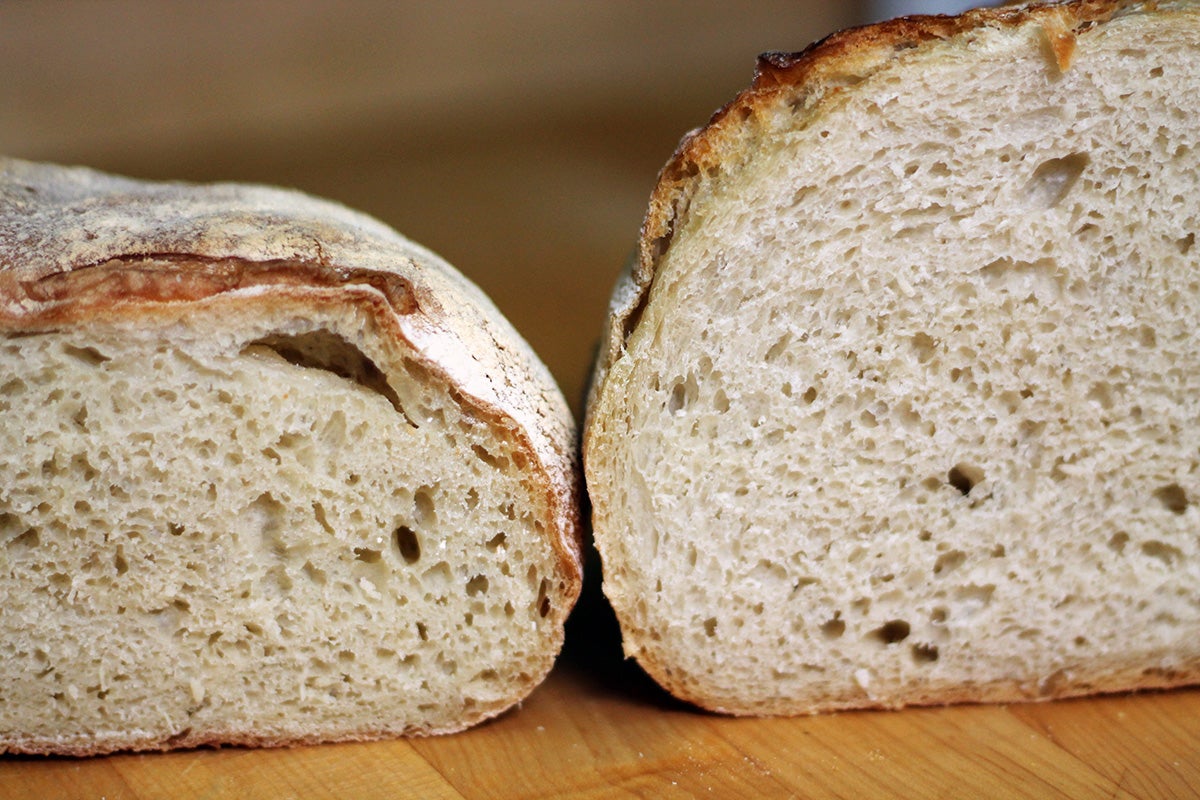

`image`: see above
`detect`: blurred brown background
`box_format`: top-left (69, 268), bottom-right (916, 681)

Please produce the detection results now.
top-left (1, 1), bottom-right (978, 417)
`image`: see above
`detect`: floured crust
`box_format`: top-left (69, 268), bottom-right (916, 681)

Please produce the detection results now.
top-left (0, 158), bottom-right (583, 752)
top-left (0, 157), bottom-right (582, 588)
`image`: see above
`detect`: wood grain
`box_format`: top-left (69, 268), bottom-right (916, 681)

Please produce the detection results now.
top-left (5, 663), bottom-right (1197, 798)
top-left (6, 576), bottom-right (1198, 799)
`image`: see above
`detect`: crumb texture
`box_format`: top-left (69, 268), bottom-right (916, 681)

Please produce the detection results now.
top-left (0, 302), bottom-right (564, 752)
top-left (587, 6), bottom-right (1200, 714)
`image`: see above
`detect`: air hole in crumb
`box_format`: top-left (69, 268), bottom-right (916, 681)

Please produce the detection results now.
top-left (471, 445), bottom-right (506, 469)
top-left (1039, 669), bottom-right (1068, 697)
top-left (1107, 531), bottom-right (1129, 553)
top-left (486, 532), bottom-right (506, 551)
top-left (165, 728), bottom-right (193, 746)
top-left (0, 376), bottom-right (23, 398)
top-left (956, 584), bottom-right (995, 607)
top-left (1086, 382), bottom-right (1115, 410)
top-left (1049, 457), bottom-right (1071, 482)
top-left (62, 344), bottom-right (111, 366)
top-left (1141, 540), bottom-right (1183, 565)
top-left (947, 463), bottom-right (985, 495)
top-left (802, 386), bottom-right (818, 404)
top-left (417, 622), bottom-right (428, 641)
top-left (302, 560), bottom-right (327, 585)
top-left (933, 550), bottom-right (966, 575)
top-left (243, 331), bottom-right (414, 426)
top-left (1024, 152), bottom-right (1089, 209)
top-left (114, 548), bottom-right (129, 575)
top-left (1177, 233), bottom-right (1195, 254)
top-left (910, 332), bottom-right (938, 363)
top-left (765, 334), bottom-right (791, 362)
top-left (1149, 65), bottom-right (1164, 78)
top-left (394, 526), bottom-right (421, 564)
top-left (312, 502), bottom-right (335, 535)
top-left (8, 529), bottom-right (39, 549)
top-left (869, 620), bottom-right (910, 645)
top-left (668, 381), bottom-right (687, 414)
top-left (911, 643), bottom-right (939, 663)
top-left (792, 577), bottom-right (818, 595)
top-left (537, 579), bottom-right (551, 618)
top-left (819, 614), bottom-right (845, 639)
top-left (414, 488), bottom-right (436, 524)
top-left (1153, 483), bottom-right (1188, 514)
top-left (354, 547), bottom-right (382, 564)
top-left (466, 575), bottom-right (489, 596)
top-left (703, 617), bottom-right (717, 638)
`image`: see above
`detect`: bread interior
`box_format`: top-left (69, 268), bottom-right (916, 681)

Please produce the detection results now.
top-left (0, 293), bottom-right (562, 750)
top-left (590, 14), bottom-right (1200, 712)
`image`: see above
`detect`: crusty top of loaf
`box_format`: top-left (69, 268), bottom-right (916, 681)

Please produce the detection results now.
top-left (586, 0), bottom-right (1177, 425)
top-left (0, 157), bottom-right (583, 590)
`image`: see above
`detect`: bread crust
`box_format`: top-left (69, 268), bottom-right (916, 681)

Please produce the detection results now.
top-left (0, 158), bottom-right (583, 752)
top-left (584, 0), bottom-right (1200, 715)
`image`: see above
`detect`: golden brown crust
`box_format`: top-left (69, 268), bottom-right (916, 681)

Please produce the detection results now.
top-left (0, 158), bottom-right (583, 753)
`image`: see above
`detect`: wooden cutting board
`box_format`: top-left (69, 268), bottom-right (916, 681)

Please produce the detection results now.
top-left (5, 592), bottom-right (1199, 800)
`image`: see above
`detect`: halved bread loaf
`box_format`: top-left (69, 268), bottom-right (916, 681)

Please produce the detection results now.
top-left (584, 0), bottom-right (1200, 715)
top-left (0, 158), bottom-right (582, 754)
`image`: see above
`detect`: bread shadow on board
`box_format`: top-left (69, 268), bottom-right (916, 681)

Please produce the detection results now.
top-left (556, 341), bottom-right (691, 712)
top-left (557, 539), bottom-right (694, 714)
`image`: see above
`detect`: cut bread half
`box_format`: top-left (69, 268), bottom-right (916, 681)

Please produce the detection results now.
top-left (584, 0), bottom-right (1200, 715)
top-left (0, 158), bottom-right (582, 754)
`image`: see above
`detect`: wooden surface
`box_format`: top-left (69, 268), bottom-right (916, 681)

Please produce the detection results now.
top-left (3, 3), bottom-right (1199, 798)
top-left (5, 589), bottom-right (1200, 799)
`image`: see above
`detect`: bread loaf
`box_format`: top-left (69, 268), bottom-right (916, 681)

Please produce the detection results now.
top-left (0, 158), bottom-right (582, 754)
top-left (584, 0), bottom-right (1200, 715)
